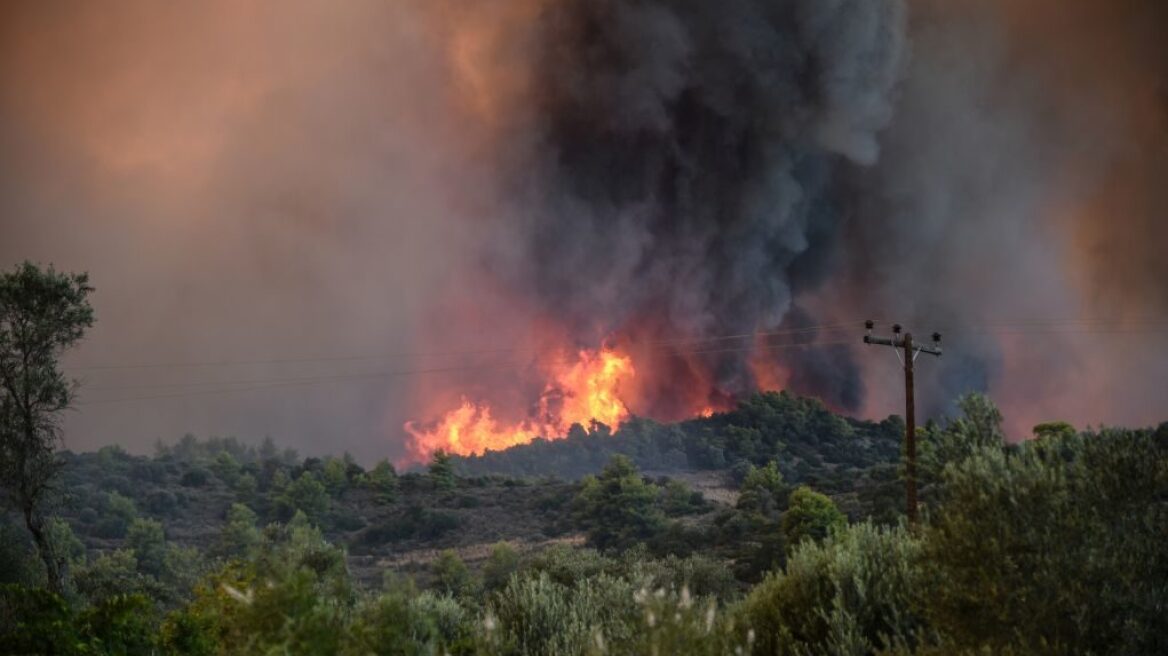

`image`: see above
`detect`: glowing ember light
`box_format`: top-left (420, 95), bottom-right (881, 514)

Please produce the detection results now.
top-left (404, 346), bottom-right (635, 461)
top-left (698, 407), bottom-right (715, 418)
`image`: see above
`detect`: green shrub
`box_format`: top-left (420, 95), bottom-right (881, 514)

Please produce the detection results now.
top-left (740, 522), bottom-right (923, 655)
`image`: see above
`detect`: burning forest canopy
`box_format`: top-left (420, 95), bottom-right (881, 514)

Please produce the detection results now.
top-left (0, 0), bottom-right (1166, 463)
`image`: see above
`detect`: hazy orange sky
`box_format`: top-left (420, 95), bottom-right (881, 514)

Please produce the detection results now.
top-left (1, 0), bottom-right (1165, 460)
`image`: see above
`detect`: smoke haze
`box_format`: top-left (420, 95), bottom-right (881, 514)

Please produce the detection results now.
top-left (0, 0), bottom-right (1164, 461)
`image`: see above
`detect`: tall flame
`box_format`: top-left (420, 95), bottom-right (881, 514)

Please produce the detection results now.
top-left (404, 346), bottom-right (634, 461)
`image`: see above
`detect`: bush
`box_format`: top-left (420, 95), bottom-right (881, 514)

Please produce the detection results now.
top-left (0, 584), bottom-right (159, 655)
top-left (126, 518), bottom-right (167, 578)
top-left (482, 542), bottom-right (520, 592)
top-left (490, 572), bottom-right (638, 654)
top-left (781, 486), bottom-right (846, 552)
top-left (740, 522), bottom-right (923, 655)
top-left (144, 490), bottom-right (179, 517)
top-left (431, 549), bottom-right (476, 597)
top-left (573, 455), bottom-right (664, 551)
top-left (180, 467), bottom-right (211, 488)
top-left (362, 506), bottom-right (461, 545)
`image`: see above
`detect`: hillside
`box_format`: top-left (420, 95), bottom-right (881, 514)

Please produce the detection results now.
top-left (6, 392), bottom-right (903, 587)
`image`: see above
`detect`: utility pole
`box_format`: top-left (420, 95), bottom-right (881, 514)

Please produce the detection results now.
top-left (863, 320), bottom-right (942, 525)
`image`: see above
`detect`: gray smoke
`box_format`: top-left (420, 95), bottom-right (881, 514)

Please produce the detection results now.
top-left (2, 0), bottom-right (1165, 460)
top-left (496, 0), bottom-right (907, 411)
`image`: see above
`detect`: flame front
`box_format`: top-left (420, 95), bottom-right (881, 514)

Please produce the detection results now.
top-left (405, 346), bottom-right (634, 461)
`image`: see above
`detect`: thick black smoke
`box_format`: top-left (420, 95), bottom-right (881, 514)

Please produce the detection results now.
top-left (500, 0), bottom-right (906, 411)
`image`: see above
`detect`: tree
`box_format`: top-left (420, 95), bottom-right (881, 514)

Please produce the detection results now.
top-left (482, 542), bottom-right (520, 592)
top-left (921, 428), bottom-right (1168, 653)
top-left (781, 486), bottom-right (846, 552)
top-left (364, 459), bottom-right (398, 503)
top-left (276, 472), bottom-right (329, 522)
top-left (216, 503), bottom-right (262, 560)
top-left (0, 262), bottom-right (94, 593)
top-left (737, 461), bottom-right (789, 519)
top-left (573, 455), bottom-right (664, 551)
top-left (126, 518), bottom-right (168, 578)
top-left (1033, 421), bottom-right (1075, 441)
top-left (430, 549), bottom-right (475, 597)
top-left (429, 450), bottom-right (455, 490)
top-left (321, 457), bottom-right (350, 498)
top-left (730, 461), bottom-right (790, 580)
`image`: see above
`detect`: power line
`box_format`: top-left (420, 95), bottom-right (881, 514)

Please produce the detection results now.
top-left (64, 317), bottom-right (1168, 373)
top-left (862, 320), bottom-right (942, 527)
top-left (76, 337), bottom-right (856, 405)
top-left (63, 320), bottom-right (872, 373)
top-left (72, 320), bottom-right (1168, 400)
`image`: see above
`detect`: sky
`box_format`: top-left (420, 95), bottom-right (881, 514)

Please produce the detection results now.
top-left (1, 0), bottom-right (1165, 462)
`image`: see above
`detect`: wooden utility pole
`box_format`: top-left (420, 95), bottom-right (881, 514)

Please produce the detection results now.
top-left (863, 321), bottom-right (941, 525)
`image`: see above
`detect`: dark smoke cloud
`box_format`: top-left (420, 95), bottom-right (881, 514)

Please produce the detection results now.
top-left (834, 0), bottom-right (1168, 431)
top-left (496, 0), bottom-right (907, 411)
top-left (1, 0), bottom-right (1164, 459)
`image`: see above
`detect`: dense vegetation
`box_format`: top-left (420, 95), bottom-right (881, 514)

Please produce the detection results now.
top-left (2, 263), bottom-right (1165, 654)
top-left (1, 395), bottom-right (1165, 654)
top-left (455, 391), bottom-right (904, 484)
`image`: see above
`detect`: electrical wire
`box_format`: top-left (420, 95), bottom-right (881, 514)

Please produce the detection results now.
top-left (71, 318), bottom-right (1168, 406)
top-left (76, 338), bottom-right (857, 405)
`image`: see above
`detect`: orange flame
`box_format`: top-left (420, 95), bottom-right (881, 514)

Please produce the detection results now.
top-left (405, 346), bottom-right (635, 461)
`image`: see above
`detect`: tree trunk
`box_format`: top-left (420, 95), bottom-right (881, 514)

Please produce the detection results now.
top-left (23, 507), bottom-right (65, 595)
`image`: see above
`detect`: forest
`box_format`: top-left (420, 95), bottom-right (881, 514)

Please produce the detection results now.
top-left (2, 397), bottom-right (1165, 654)
top-left (2, 264), bottom-right (1166, 655)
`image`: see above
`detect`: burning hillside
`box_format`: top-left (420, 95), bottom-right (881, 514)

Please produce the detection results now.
top-left (405, 346), bottom-right (634, 459)
top-left (3, 0), bottom-right (1165, 460)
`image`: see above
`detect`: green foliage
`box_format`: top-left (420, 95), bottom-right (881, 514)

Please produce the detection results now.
top-left (0, 262), bottom-right (94, 593)
top-left (46, 517), bottom-right (86, 572)
top-left (738, 461), bottom-right (789, 518)
top-left (211, 452), bottom-right (241, 486)
top-left (340, 578), bottom-right (466, 655)
top-left (364, 458), bottom-right (399, 502)
top-left (0, 584), bottom-right (158, 655)
top-left (919, 428), bottom-right (1168, 654)
top-left (919, 392), bottom-right (1006, 490)
top-left (431, 549), bottom-right (476, 598)
top-left (483, 542), bottom-right (521, 592)
top-left (275, 471), bottom-right (329, 522)
top-left (93, 491), bottom-right (138, 539)
top-left (2, 395), bottom-right (1164, 655)
top-left (233, 473), bottom-right (258, 503)
top-left (455, 391), bottom-right (901, 486)
top-left (362, 505), bottom-right (461, 544)
top-left (628, 585), bottom-right (747, 656)
top-left (660, 478), bottom-right (706, 516)
top-left (0, 520), bottom-right (42, 586)
top-left (321, 457), bottom-right (350, 498)
top-left (74, 549), bottom-right (162, 604)
top-left (489, 571), bottom-right (638, 654)
top-left (180, 467), bottom-right (212, 488)
top-left (1032, 420), bottom-right (1075, 441)
top-left (126, 517), bottom-right (167, 578)
top-left (171, 511), bottom-right (354, 655)
top-left (573, 455), bottom-right (664, 551)
top-left (216, 503), bottom-right (262, 560)
top-left (429, 450), bottom-right (456, 490)
top-left (781, 486), bottom-right (846, 552)
top-left (715, 460), bottom-right (793, 581)
top-left (741, 522), bottom-right (924, 655)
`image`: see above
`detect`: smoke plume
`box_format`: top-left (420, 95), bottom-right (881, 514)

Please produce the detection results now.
top-left (0, 0), bottom-right (1165, 460)
top-left (489, 0), bottom-right (907, 413)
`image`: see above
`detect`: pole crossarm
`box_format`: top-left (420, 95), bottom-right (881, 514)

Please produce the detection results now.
top-left (861, 320), bottom-right (943, 526)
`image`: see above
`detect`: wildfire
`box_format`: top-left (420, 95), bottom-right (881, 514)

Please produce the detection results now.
top-left (404, 346), bottom-right (635, 461)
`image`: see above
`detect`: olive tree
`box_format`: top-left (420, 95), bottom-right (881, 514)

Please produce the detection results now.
top-left (0, 262), bottom-right (93, 592)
